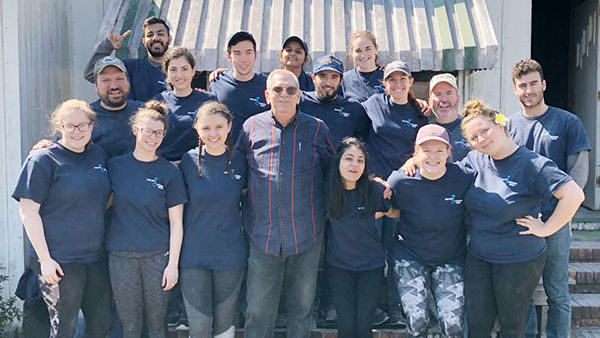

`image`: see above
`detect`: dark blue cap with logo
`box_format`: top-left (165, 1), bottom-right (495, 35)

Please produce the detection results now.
top-left (313, 55), bottom-right (344, 75)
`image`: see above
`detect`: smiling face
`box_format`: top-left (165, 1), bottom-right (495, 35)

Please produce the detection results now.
top-left (142, 23), bottom-right (171, 58)
top-left (166, 56), bottom-right (195, 93)
top-left (265, 71), bottom-right (301, 117)
top-left (463, 116), bottom-right (507, 157)
top-left (58, 109), bottom-right (94, 153)
top-left (415, 140), bottom-right (450, 179)
top-left (312, 70), bottom-right (342, 101)
top-left (280, 41), bottom-right (306, 70)
top-left (339, 145), bottom-right (366, 189)
top-left (227, 40), bottom-right (257, 80)
top-left (513, 71), bottom-right (546, 109)
top-left (95, 66), bottom-right (130, 108)
top-left (383, 72), bottom-right (413, 104)
top-left (132, 117), bottom-right (165, 155)
top-left (351, 37), bottom-right (378, 71)
top-left (429, 82), bottom-right (460, 124)
top-left (195, 113), bottom-right (231, 155)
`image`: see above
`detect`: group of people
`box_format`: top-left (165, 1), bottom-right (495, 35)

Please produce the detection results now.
top-left (12, 15), bottom-right (590, 338)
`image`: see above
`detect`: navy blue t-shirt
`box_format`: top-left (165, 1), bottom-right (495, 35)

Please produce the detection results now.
top-left (362, 93), bottom-right (428, 178)
top-left (326, 181), bottom-right (390, 271)
top-left (436, 118), bottom-right (470, 162)
top-left (209, 71), bottom-right (269, 141)
top-left (153, 90), bottom-right (217, 161)
top-left (298, 71), bottom-right (315, 92)
top-left (299, 92), bottom-right (371, 146)
top-left (341, 68), bottom-right (385, 102)
top-left (179, 147), bottom-right (247, 270)
top-left (107, 153), bottom-right (188, 251)
top-left (507, 106), bottom-right (591, 220)
top-left (388, 163), bottom-right (472, 264)
top-left (461, 147), bottom-right (572, 263)
top-left (90, 99), bottom-right (142, 158)
top-left (123, 57), bottom-right (167, 102)
top-left (12, 143), bottom-right (111, 263)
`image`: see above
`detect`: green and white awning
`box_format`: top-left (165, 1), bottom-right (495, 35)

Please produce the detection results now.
top-left (100, 0), bottom-right (498, 72)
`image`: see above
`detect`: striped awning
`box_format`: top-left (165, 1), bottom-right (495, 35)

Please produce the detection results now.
top-left (100, 0), bottom-right (498, 72)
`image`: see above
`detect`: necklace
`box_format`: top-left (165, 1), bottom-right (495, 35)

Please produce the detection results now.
top-left (356, 68), bottom-right (378, 85)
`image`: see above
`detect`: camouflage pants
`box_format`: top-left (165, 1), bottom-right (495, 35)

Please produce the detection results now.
top-left (392, 259), bottom-right (464, 338)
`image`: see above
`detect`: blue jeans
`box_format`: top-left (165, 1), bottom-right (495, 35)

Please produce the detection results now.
top-left (244, 231), bottom-right (323, 338)
top-left (525, 224), bottom-right (571, 338)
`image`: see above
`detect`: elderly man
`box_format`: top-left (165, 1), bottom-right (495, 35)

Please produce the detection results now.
top-left (236, 69), bottom-right (333, 338)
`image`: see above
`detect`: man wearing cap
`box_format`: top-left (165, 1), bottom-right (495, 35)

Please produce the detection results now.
top-left (428, 73), bottom-right (470, 162)
top-left (90, 56), bottom-right (143, 158)
top-left (507, 59), bottom-right (591, 338)
top-left (299, 55), bottom-right (370, 146)
top-left (209, 31), bottom-right (269, 142)
top-left (236, 69), bottom-right (333, 338)
top-left (84, 17), bottom-right (171, 102)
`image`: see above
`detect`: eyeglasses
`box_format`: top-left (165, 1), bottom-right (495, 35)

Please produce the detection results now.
top-left (134, 126), bottom-right (166, 138)
top-left (270, 86), bottom-right (299, 95)
top-left (62, 122), bottom-right (92, 132)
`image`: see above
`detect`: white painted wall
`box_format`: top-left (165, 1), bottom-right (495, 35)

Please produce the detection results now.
top-left (467, 0), bottom-right (532, 116)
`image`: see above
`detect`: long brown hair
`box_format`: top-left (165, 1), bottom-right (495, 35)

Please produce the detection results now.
top-left (193, 101), bottom-right (234, 177)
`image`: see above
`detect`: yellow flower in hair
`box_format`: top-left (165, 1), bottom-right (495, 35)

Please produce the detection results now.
top-left (495, 113), bottom-right (507, 126)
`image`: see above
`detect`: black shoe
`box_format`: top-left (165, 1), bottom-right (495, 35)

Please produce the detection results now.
top-left (373, 308), bottom-right (389, 326)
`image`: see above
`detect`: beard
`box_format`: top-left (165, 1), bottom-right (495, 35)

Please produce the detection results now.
top-left (316, 86), bottom-right (339, 101)
top-left (146, 40), bottom-right (168, 58)
top-left (99, 90), bottom-right (127, 108)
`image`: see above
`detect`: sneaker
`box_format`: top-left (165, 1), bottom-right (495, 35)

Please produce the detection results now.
top-left (388, 311), bottom-right (406, 326)
top-left (322, 303), bottom-right (336, 321)
top-left (373, 308), bottom-right (389, 326)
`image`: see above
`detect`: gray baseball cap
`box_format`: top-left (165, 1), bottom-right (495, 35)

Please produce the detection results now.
top-left (429, 73), bottom-right (458, 93)
top-left (94, 56), bottom-right (127, 78)
top-left (383, 60), bottom-right (411, 79)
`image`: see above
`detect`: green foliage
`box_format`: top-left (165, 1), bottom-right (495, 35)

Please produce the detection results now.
top-left (0, 272), bottom-right (22, 336)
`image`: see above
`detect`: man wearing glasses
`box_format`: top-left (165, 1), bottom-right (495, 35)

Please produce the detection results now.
top-left (236, 69), bottom-right (334, 338)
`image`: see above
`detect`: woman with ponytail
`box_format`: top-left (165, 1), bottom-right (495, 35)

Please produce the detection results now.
top-left (460, 99), bottom-right (584, 337)
top-left (178, 101), bottom-right (246, 338)
top-left (106, 100), bottom-right (187, 337)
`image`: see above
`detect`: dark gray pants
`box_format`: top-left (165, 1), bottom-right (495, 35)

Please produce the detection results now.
top-left (108, 250), bottom-right (169, 338)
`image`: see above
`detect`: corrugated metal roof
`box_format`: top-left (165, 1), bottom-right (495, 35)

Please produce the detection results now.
top-left (98, 0), bottom-right (498, 72)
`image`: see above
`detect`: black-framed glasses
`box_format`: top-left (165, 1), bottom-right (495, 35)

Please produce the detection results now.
top-left (270, 86), bottom-right (299, 95)
top-left (62, 122), bottom-right (92, 132)
top-left (134, 126), bottom-right (166, 138)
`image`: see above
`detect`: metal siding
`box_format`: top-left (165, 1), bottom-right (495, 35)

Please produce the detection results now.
top-left (98, 0), bottom-right (498, 72)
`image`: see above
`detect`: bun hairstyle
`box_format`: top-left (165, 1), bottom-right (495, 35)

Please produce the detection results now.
top-left (130, 100), bottom-right (169, 130)
top-left (193, 101), bottom-right (234, 177)
top-left (460, 99), bottom-right (509, 138)
top-left (162, 46), bottom-right (196, 89)
top-left (50, 99), bottom-right (96, 135)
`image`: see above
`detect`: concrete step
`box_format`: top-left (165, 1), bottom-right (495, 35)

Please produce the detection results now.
top-left (570, 241), bottom-right (600, 263)
top-left (571, 326), bottom-right (600, 338)
top-left (569, 262), bottom-right (600, 293)
top-left (571, 293), bottom-right (600, 327)
top-left (572, 207), bottom-right (600, 231)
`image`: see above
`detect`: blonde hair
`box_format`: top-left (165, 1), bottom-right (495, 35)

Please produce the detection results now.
top-left (349, 31), bottom-right (379, 67)
top-left (130, 100), bottom-right (170, 129)
top-left (460, 99), bottom-right (509, 138)
top-left (50, 99), bottom-right (96, 135)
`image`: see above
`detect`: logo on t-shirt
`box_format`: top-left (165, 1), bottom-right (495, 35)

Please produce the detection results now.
top-left (146, 177), bottom-right (164, 190)
top-left (374, 83), bottom-right (385, 93)
top-left (444, 194), bottom-right (463, 205)
top-left (502, 175), bottom-right (518, 187)
top-left (541, 129), bottom-right (559, 140)
top-left (225, 168), bottom-right (242, 180)
top-left (401, 119), bottom-right (418, 128)
top-left (93, 163), bottom-right (108, 173)
top-left (249, 96), bottom-right (267, 108)
top-left (335, 106), bottom-right (350, 118)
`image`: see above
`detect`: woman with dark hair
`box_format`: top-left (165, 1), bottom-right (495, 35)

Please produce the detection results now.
top-left (13, 99), bottom-right (112, 337)
top-left (178, 101), bottom-right (246, 338)
top-left (153, 46), bottom-right (216, 161)
top-left (325, 137), bottom-right (397, 338)
top-left (106, 100), bottom-right (187, 337)
top-left (280, 36), bottom-right (314, 91)
top-left (460, 99), bottom-right (584, 337)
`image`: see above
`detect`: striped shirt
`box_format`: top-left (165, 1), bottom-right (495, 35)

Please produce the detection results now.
top-left (236, 110), bottom-right (334, 257)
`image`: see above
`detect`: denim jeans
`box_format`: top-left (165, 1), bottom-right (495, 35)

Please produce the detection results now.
top-left (377, 217), bottom-right (402, 311)
top-left (244, 231), bottom-right (324, 338)
top-left (525, 224), bottom-right (571, 338)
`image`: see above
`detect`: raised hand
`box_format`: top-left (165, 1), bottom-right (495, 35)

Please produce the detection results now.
top-left (108, 28), bottom-right (132, 50)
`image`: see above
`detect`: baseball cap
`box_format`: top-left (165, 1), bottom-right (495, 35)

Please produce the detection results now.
top-left (227, 31), bottom-right (256, 50)
top-left (313, 55), bottom-right (344, 75)
top-left (282, 36), bottom-right (308, 53)
top-left (415, 124), bottom-right (450, 146)
top-left (94, 56), bottom-right (127, 78)
top-left (383, 60), bottom-right (411, 79)
top-left (429, 73), bottom-right (458, 93)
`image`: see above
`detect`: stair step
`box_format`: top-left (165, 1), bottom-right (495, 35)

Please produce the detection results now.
top-left (572, 207), bottom-right (600, 231)
top-left (570, 241), bottom-right (600, 263)
top-left (569, 262), bottom-right (600, 293)
top-left (571, 293), bottom-right (600, 327)
top-left (571, 326), bottom-right (600, 338)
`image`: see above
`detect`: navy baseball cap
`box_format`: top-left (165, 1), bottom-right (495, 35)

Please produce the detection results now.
top-left (313, 55), bottom-right (344, 75)
top-left (283, 36), bottom-right (308, 53)
top-left (227, 31), bottom-right (256, 50)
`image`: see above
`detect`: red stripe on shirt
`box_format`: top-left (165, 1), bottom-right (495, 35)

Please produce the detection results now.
top-left (249, 118), bottom-right (259, 238)
top-left (310, 123), bottom-right (321, 241)
top-left (265, 122), bottom-right (275, 254)
top-left (291, 121), bottom-right (299, 255)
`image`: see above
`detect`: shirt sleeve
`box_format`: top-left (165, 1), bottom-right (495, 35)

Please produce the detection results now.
top-left (565, 116), bottom-right (592, 156)
top-left (372, 180), bottom-right (392, 212)
top-left (316, 121), bottom-right (335, 176)
top-left (83, 39), bottom-right (115, 83)
top-left (354, 105), bottom-right (371, 142)
top-left (12, 153), bottom-right (53, 204)
top-left (166, 165), bottom-right (189, 208)
top-left (533, 158), bottom-right (573, 201)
